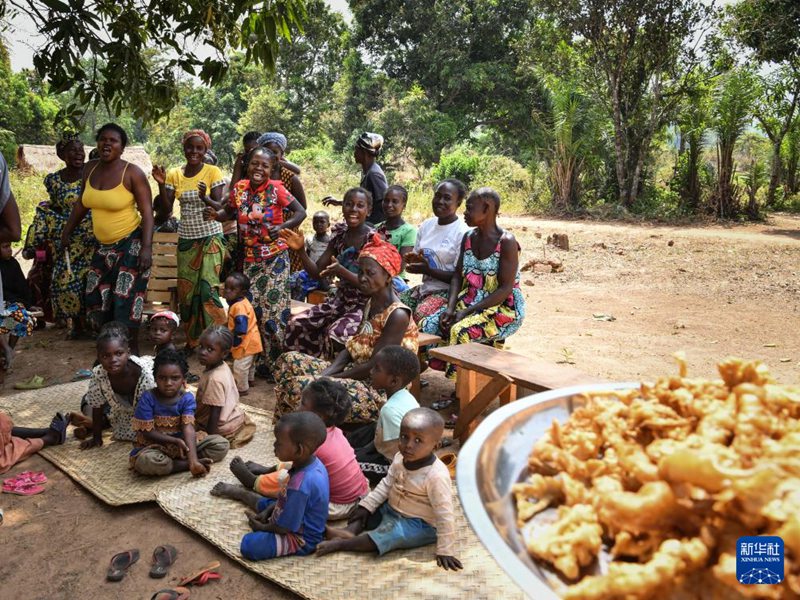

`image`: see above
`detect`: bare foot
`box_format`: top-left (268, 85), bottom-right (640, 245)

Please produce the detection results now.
top-left (325, 525), bottom-right (356, 541)
top-left (244, 460), bottom-right (271, 475)
top-left (229, 455), bottom-right (257, 488)
top-left (316, 539), bottom-right (346, 557)
top-left (210, 482), bottom-right (238, 499)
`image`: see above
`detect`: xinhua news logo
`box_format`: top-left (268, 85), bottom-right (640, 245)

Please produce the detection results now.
top-left (736, 536), bottom-right (784, 585)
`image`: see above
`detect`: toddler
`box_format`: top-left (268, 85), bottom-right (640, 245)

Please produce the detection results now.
top-left (148, 310), bottom-right (199, 383)
top-left (316, 408), bottom-right (462, 571)
top-left (348, 345), bottom-right (420, 485)
top-left (210, 412), bottom-right (330, 560)
top-left (130, 349), bottom-right (229, 476)
top-left (227, 378), bottom-right (369, 520)
top-left (0, 241), bottom-right (37, 367)
top-left (222, 273), bottom-right (263, 394)
top-left (290, 211), bottom-right (331, 301)
top-left (195, 325), bottom-right (254, 447)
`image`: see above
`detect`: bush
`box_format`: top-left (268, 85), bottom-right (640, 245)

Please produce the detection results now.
top-left (0, 129), bottom-right (16, 168)
top-left (430, 146), bottom-right (483, 187)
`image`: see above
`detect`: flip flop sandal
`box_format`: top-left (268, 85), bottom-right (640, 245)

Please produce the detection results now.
top-left (179, 561), bottom-right (221, 587)
top-left (431, 398), bottom-right (454, 410)
top-left (71, 369), bottom-right (93, 382)
top-left (149, 544), bottom-right (178, 579)
top-left (107, 549), bottom-right (140, 582)
top-left (9, 471), bottom-right (47, 485)
top-left (151, 587), bottom-right (190, 600)
top-left (438, 452), bottom-right (457, 479)
top-left (13, 375), bottom-right (46, 390)
top-left (2, 480), bottom-right (44, 495)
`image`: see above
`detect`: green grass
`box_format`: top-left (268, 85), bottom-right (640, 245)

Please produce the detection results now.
top-left (10, 170), bottom-right (49, 247)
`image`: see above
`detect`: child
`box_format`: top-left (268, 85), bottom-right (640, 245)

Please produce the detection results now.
top-left (316, 408), bottom-right (462, 571)
top-left (130, 349), bottom-right (229, 476)
top-left (0, 241), bottom-right (37, 367)
top-left (1, 411), bottom-right (68, 475)
top-left (348, 345), bottom-right (420, 485)
top-left (281, 187), bottom-right (375, 358)
top-left (228, 378), bottom-right (369, 520)
top-left (148, 311), bottom-right (200, 383)
top-left (195, 325), bottom-right (254, 448)
top-left (376, 185), bottom-right (417, 293)
top-left (79, 322), bottom-right (155, 447)
top-left (290, 211), bottom-right (331, 301)
top-left (222, 273), bottom-right (263, 394)
top-left (210, 411), bottom-right (330, 560)
top-left (436, 188), bottom-right (526, 377)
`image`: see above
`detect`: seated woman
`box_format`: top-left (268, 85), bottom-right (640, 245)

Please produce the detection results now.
top-left (275, 235), bottom-right (418, 424)
top-left (401, 179), bottom-right (471, 336)
top-left (434, 187), bottom-right (526, 377)
top-left (282, 188), bottom-right (374, 359)
top-left (0, 241), bottom-right (37, 367)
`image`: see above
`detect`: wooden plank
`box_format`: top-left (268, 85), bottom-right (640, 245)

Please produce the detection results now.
top-left (152, 254), bottom-right (178, 267)
top-left (152, 243), bottom-right (178, 255)
top-left (147, 279), bottom-right (177, 292)
top-left (418, 333), bottom-right (442, 346)
top-left (149, 264), bottom-right (177, 279)
top-left (430, 344), bottom-right (606, 392)
top-left (145, 290), bottom-right (174, 303)
top-left (454, 372), bottom-right (513, 442)
top-left (153, 232), bottom-right (179, 244)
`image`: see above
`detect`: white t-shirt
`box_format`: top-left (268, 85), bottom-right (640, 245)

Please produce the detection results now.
top-left (414, 216), bottom-right (472, 296)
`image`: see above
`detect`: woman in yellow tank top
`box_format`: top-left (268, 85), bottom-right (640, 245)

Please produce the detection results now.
top-left (61, 123), bottom-right (154, 355)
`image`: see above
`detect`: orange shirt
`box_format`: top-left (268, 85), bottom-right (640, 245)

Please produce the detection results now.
top-left (228, 297), bottom-right (263, 360)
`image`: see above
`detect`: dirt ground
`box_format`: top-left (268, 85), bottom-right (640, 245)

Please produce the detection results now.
top-left (1, 214), bottom-right (798, 599)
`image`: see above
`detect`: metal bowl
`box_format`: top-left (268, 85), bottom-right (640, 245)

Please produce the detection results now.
top-left (456, 382), bottom-right (638, 599)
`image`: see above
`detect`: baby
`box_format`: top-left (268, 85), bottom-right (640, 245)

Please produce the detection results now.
top-left (317, 408), bottom-right (462, 571)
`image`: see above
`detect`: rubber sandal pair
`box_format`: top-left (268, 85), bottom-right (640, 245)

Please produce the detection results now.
top-left (13, 375), bottom-right (46, 390)
top-left (179, 561), bottom-right (222, 587)
top-left (3, 471), bottom-right (47, 495)
top-left (107, 545), bottom-right (178, 582)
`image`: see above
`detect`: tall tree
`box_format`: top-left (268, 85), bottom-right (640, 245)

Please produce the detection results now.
top-left (675, 73), bottom-right (712, 213)
top-left (537, 0), bottom-right (710, 209)
top-left (783, 119), bottom-right (800, 195)
top-left (2, 0), bottom-right (307, 123)
top-left (754, 66), bottom-right (800, 207)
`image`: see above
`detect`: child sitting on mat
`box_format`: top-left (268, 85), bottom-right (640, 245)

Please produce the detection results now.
top-left (130, 349), bottom-right (229, 477)
top-left (316, 408), bottom-right (462, 571)
top-left (211, 412), bottom-right (330, 560)
top-left (222, 272), bottom-right (262, 395)
top-left (226, 378), bottom-right (368, 520)
top-left (347, 345), bottom-right (420, 485)
top-left (194, 325), bottom-right (254, 447)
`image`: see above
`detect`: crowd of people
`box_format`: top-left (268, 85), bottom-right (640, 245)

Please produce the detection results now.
top-left (1, 122), bottom-right (527, 572)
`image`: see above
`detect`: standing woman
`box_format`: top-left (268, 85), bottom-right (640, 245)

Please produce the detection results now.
top-left (41, 135), bottom-right (97, 338)
top-left (61, 123), bottom-right (153, 355)
top-left (323, 132), bottom-right (387, 226)
top-left (152, 130), bottom-right (227, 351)
top-left (205, 147), bottom-right (306, 367)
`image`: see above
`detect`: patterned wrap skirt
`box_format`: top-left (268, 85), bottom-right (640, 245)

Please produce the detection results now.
top-left (177, 235), bottom-right (227, 347)
top-left (244, 250), bottom-right (291, 365)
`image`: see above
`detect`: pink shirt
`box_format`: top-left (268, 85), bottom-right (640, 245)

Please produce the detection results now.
top-left (316, 426), bottom-right (369, 505)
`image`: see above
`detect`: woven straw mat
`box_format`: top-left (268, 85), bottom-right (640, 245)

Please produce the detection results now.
top-left (157, 445), bottom-right (523, 599)
top-left (0, 381), bottom-right (275, 506)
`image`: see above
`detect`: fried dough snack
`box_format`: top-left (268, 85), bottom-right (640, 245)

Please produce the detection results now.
top-left (514, 357), bottom-right (800, 599)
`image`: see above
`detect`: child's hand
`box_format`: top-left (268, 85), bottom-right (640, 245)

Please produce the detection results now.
top-left (266, 224), bottom-right (282, 241)
top-left (197, 181), bottom-right (207, 200)
top-left (80, 437), bottom-right (103, 450)
top-left (321, 196), bottom-right (342, 207)
top-left (436, 555), bottom-right (463, 571)
top-left (279, 228), bottom-right (304, 250)
top-left (203, 206), bottom-right (219, 222)
top-left (405, 261), bottom-right (429, 275)
top-left (189, 458), bottom-right (212, 478)
top-left (439, 309), bottom-right (457, 333)
top-left (404, 250), bottom-right (424, 264)
top-left (347, 507), bottom-right (371, 530)
top-left (245, 509), bottom-right (272, 531)
top-left (172, 438), bottom-right (190, 455)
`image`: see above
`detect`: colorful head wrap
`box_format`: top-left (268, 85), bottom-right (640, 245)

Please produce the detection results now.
top-left (56, 132), bottom-right (81, 158)
top-left (150, 310), bottom-right (180, 327)
top-left (355, 132), bottom-right (383, 156)
top-left (182, 129), bottom-right (212, 149)
top-left (359, 234), bottom-right (401, 277)
top-left (257, 132), bottom-right (288, 151)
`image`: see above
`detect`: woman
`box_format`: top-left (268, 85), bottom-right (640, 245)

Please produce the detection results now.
top-left (323, 132), bottom-right (387, 226)
top-left (61, 123), bottom-right (153, 356)
top-left (282, 188), bottom-right (374, 358)
top-left (275, 234), bottom-right (418, 424)
top-left (402, 178), bottom-right (471, 335)
top-left (205, 147), bottom-right (306, 366)
top-left (152, 130), bottom-right (227, 350)
top-left (33, 135), bottom-right (96, 338)
top-left (436, 187), bottom-right (526, 377)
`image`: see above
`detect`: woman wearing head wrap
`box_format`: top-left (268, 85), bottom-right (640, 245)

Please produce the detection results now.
top-left (323, 132), bottom-right (387, 226)
top-left (151, 130), bottom-right (228, 350)
top-left (258, 131), bottom-right (308, 274)
top-left (274, 233), bottom-right (418, 424)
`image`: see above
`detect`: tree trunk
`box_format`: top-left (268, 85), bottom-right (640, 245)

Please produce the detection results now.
top-left (766, 141), bottom-right (783, 208)
top-left (786, 145), bottom-right (799, 194)
top-left (686, 136), bottom-right (701, 213)
top-left (609, 74), bottom-right (628, 207)
top-left (717, 140), bottom-right (737, 218)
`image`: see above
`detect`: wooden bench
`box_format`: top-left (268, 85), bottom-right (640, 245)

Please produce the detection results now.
top-left (429, 343), bottom-right (607, 442)
top-left (143, 232), bottom-right (179, 315)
